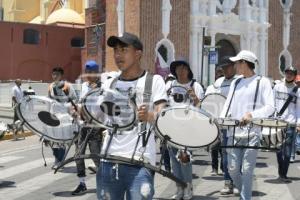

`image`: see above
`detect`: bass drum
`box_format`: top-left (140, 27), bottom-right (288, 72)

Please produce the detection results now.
top-left (82, 88), bottom-right (137, 131)
top-left (17, 96), bottom-right (77, 143)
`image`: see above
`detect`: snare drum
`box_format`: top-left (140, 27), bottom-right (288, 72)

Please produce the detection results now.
top-left (155, 105), bottom-right (219, 149)
top-left (17, 96), bottom-right (77, 143)
top-left (252, 118), bottom-right (288, 148)
top-left (82, 88), bottom-right (136, 131)
top-left (201, 93), bottom-right (226, 117)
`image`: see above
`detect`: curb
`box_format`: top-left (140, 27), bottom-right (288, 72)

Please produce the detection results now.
top-left (1, 131), bottom-right (34, 141)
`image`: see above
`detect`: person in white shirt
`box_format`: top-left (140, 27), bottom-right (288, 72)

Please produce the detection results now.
top-left (273, 66), bottom-right (300, 182)
top-left (205, 56), bottom-right (237, 194)
top-left (11, 79), bottom-right (23, 122)
top-left (166, 58), bottom-right (204, 200)
top-left (220, 50), bottom-right (274, 200)
top-left (96, 32), bottom-right (167, 200)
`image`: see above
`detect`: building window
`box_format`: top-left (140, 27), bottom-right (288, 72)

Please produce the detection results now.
top-left (23, 29), bottom-right (40, 44)
top-left (279, 50), bottom-right (292, 76)
top-left (158, 45), bottom-right (168, 63)
top-left (155, 39), bottom-right (175, 78)
top-left (71, 37), bottom-right (84, 47)
top-left (279, 55), bottom-right (286, 74)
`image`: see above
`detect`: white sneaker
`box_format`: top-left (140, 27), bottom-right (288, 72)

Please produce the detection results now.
top-left (183, 182), bottom-right (193, 200)
top-left (171, 185), bottom-right (183, 200)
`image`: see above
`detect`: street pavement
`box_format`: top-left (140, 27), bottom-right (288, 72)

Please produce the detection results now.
top-left (1, 135), bottom-right (300, 200)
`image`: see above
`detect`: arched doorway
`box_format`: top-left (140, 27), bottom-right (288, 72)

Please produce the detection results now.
top-left (216, 39), bottom-right (237, 62)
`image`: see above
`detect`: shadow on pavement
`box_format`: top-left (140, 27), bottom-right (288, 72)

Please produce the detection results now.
top-left (52, 189), bottom-right (96, 197)
top-left (0, 180), bottom-right (15, 188)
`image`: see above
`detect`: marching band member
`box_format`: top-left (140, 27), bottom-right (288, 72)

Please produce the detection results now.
top-left (205, 56), bottom-right (238, 194)
top-left (96, 32), bottom-right (167, 200)
top-left (48, 67), bottom-right (77, 169)
top-left (166, 58), bottom-right (204, 200)
top-left (273, 66), bottom-right (300, 182)
top-left (71, 60), bottom-right (104, 195)
top-left (220, 50), bottom-right (275, 200)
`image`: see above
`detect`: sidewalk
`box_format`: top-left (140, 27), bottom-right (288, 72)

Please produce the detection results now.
top-left (0, 106), bottom-right (34, 141)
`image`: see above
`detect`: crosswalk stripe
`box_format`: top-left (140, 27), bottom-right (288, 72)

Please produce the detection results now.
top-left (0, 144), bottom-right (40, 156)
top-left (0, 158), bottom-right (52, 179)
top-left (0, 156), bottom-right (24, 164)
top-left (0, 170), bottom-right (70, 199)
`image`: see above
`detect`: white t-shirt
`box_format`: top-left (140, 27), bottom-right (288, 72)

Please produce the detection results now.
top-left (273, 82), bottom-right (300, 124)
top-left (220, 75), bottom-right (275, 136)
top-left (101, 72), bottom-right (167, 165)
top-left (205, 76), bottom-right (239, 97)
top-left (11, 85), bottom-right (24, 104)
top-left (165, 80), bottom-right (204, 105)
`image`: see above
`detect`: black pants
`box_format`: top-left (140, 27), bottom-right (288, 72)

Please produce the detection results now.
top-left (211, 147), bottom-right (223, 171)
top-left (75, 127), bottom-right (103, 177)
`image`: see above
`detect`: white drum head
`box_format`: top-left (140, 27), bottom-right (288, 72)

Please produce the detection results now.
top-left (155, 106), bottom-right (219, 149)
top-left (201, 93), bottom-right (226, 117)
top-left (82, 88), bottom-right (136, 131)
top-left (17, 96), bottom-right (76, 143)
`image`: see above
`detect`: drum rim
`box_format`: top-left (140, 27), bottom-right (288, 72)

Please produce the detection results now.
top-left (201, 93), bottom-right (226, 104)
top-left (251, 118), bottom-right (288, 128)
top-left (167, 85), bottom-right (189, 104)
top-left (82, 88), bottom-right (137, 131)
top-left (17, 97), bottom-right (74, 143)
top-left (155, 106), bottom-right (219, 149)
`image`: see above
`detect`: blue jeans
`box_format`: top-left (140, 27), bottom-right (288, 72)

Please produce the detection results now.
top-left (169, 147), bottom-right (193, 183)
top-left (290, 130), bottom-right (298, 160)
top-left (96, 161), bottom-right (154, 200)
top-left (276, 127), bottom-right (295, 177)
top-left (221, 129), bottom-right (232, 181)
top-left (52, 147), bottom-right (65, 162)
top-left (227, 135), bottom-right (259, 200)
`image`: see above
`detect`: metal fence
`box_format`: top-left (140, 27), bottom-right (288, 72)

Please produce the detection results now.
top-left (0, 82), bottom-right (82, 108)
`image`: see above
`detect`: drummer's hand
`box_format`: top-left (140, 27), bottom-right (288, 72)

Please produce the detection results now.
top-left (138, 104), bottom-right (154, 122)
top-left (187, 89), bottom-right (200, 107)
top-left (90, 82), bottom-right (98, 89)
top-left (297, 126), bottom-right (300, 133)
top-left (240, 112), bottom-right (252, 126)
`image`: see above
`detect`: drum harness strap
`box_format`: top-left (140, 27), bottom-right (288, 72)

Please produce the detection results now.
top-left (277, 86), bottom-right (299, 117)
top-left (224, 76), bottom-right (261, 146)
top-left (106, 72), bottom-right (154, 162)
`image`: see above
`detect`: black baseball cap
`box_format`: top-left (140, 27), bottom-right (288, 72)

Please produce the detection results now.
top-left (107, 32), bottom-right (143, 51)
top-left (217, 56), bottom-right (234, 68)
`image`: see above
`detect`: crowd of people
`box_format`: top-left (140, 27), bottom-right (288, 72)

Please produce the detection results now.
top-left (10, 32), bottom-right (300, 200)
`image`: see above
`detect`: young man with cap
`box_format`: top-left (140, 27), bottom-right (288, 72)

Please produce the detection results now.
top-left (48, 67), bottom-right (77, 169)
top-left (166, 58), bottom-right (204, 200)
top-left (274, 66), bottom-right (300, 182)
top-left (71, 60), bottom-right (104, 195)
top-left (220, 50), bottom-right (274, 200)
top-left (205, 56), bottom-right (237, 195)
top-left (96, 32), bottom-right (167, 200)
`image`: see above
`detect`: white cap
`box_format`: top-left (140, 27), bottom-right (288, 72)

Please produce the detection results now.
top-left (229, 50), bottom-right (258, 65)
